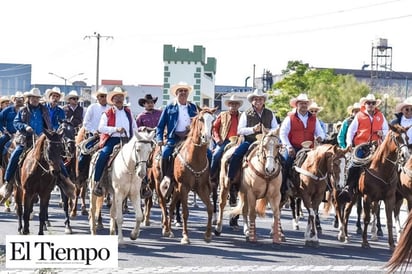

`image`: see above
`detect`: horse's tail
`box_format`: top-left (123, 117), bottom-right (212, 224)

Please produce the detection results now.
top-left (256, 198), bottom-right (267, 217)
top-left (386, 210), bottom-right (412, 272)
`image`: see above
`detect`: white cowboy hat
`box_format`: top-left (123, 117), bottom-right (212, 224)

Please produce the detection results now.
top-left (395, 97), bottom-right (412, 113)
top-left (0, 96), bottom-right (10, 104)
top-left (65, 90), bottom-right (80, 102)
top-left (308, 102), bottom-right (323, 112)
top-left (92, 86), bottom-right (109, 99)
top-left (290, 93), bottom-right (312, 108)
top-left (247, 89), bottom-right (268, 103)
top-left (45, 86), bottom-right (63, 100)
top-left (25, 88), bottom-right (42, 98)
top-left (107, 86), bottom-right (127, 105)
top-left (359, 94), bottom-right (382, 107)
top-left (10, 91), bottom-right (24, 101)
top-left (224, 94), bottom-right (243, 107)
top-left (170, 82), bottom-right (193, 96)
top-left (347, 102), bottom-right (361, 114)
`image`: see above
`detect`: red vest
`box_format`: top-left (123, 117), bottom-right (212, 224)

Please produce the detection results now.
top-left (99, 107), bottom-right (133, 148)
top-left (288, 113), bottom-right (316, 149)
top-left (353, 109), bottom-right (385, 146)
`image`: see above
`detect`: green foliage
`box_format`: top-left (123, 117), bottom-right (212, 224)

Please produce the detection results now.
top-left (266, 60), bottom-right (370, 122)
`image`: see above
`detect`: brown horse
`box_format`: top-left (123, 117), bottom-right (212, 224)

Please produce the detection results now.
top-left (293, 144), bottom-right (348, 247)
top-left (16, 130), bottom-right (64, 235)
top-left (386, 209), bottom-right (412, 273)
top-left (231, 128), bottom-right (283, 244)
top-left (342, 124), bottom-right (410, 250)
top-left (152, 106), bottom-right (216, 244)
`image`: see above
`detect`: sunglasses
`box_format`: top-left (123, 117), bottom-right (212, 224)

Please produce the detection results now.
top-left (97, 95), bottom-right (107, 98)
top-left (70, 97), bottom-right (78, 100)
top-left (365, 101), bottom-right (376, 105)
top-left (310, 110), bottom-right (318, 113)
top-left (404, 108), bottom-right (412, 112)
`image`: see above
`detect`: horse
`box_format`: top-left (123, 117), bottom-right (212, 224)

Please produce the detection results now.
top-left (15, 130), bottom-right (64, 235)
top-left (386, 209), bottom-right (412, 273)
top-left (293, 143), bottom-right (348, 247)
top-left (341, 124), bottom-right (410, 250)
top-left (230, 128), bottom-right (283, 244)
top-left (152, 106), bottom-right (216, 244)
top-left (109, 130), bottom-right (155, 243)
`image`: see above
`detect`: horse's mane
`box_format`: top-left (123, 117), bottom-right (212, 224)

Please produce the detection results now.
top-left (32, 134), bottom-right (47, 161)
top-left (305, 144), bottom-right (332, 170)
top-left (76, 126), bottom-right (86, 145)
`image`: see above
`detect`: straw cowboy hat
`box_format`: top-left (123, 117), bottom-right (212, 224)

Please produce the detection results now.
top-left (395, 97), bottom-right (412, 113)
top-left (92, 86), bottom-right (109, 99)
top-left (10, 91), bottom-right (24, 101)
top-left (359, 94), bottom-right (382, 107)
top-left (289, 93), bottom-right (312, 108)
top-left (224, 94), bottom-right (243, 107)
top-left (65, 90), bottom-right (80, 102)
top-left (138, 94), bottom-right (158, 107)
top-left (170, 82), bottom-right (193, 96)
top-left (107, 87), bottom-right (127, 105)
top-left (347, 102), bottom-right (361, 114)
top-left (45, 86), bottom-right (63, 100)
top-left (247, 89), bottom-right (268, 103)
top-left (24, 88), bottom-right (42, 98)
top-left (308, 102), bottom-right (323, 112)
top-left (0, 96), bottom-right (10, 104)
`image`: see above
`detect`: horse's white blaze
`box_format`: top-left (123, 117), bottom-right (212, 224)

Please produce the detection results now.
top-left (202, 112), bottom-right (215, 144)
top-left (337, 158), bottom-right (346, 188)
top-left (265, 139), bottom-right (276, 174)
top-left (400, 132), bottom-right (410, 160)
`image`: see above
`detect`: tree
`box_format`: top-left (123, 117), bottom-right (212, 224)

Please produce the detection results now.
top-left (266, 60), bottom-right (370, 123)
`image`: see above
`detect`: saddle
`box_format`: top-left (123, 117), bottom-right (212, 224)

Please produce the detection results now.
top-left (106, 143), bottom-right (123, 168)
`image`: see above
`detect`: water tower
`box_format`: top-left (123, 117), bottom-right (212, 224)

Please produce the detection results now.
top-left (370, 38), bottom-right (393, 91)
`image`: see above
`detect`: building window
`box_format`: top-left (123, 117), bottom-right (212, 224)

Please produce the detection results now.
top-left (196, 67), bottom-right (201, 72)
top-left (164, 66), bottom-right (169, 71)
top-left (194, 73), bottom-right (200, 78)
top-left (203, 98), bottom-right (209, 107)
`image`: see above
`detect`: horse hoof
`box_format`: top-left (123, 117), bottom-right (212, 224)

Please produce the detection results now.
top-left (181, 238), bottom-right (190, 245)
top-left (212, 219), bottom-right (217, 226)
top-left (46, 221), bottom-right (51, 227)
top-left (316, 228), bottom-right (322, 235)
top-left (361, 242), bottom-right (371, 248)
top-left (97, 223), bottom-right (104, 230)
top-left (272, 242), bottom-right (281, 249)
top-left (130, 233), bottom-right (139, 241)
top-left (377, 229), bottom-right (383, 237)
top-left (293, 225), bottom-right (299, 231)
top-left (246, 237), bottom-right (257, 243)
top-left (356, 227), bottom-right (362, 235)
top-left (81, 207), bottom-right (88, 216)
top-left (204, 235), bottom-right (212, 243)
top-left (333, 221), bottom-right (338, 228)
top-left (144, 220), bottom-right (150, 227)
top-left (65, 227), bottom-right (73, 234)
top-left (371, 235), bottom-right (378, 241)
top-left (281, 235), bottom-right (286, 242)
top-left (214, 229), bottom-right (221, 236)
top-left (162, 230), bottom-right (170, 237)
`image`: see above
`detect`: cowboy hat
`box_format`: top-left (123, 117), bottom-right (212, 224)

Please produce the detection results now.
top-left (224, 94), bottom-right (243, 107)
top-left (395, 97), bottom-right (412, 113)
top-left (45, 86), bottom-right (63, 99)
top-left (359, 94), bottom-right (382, 107)
top-left (0, 96), bottom-right (10, 104)
top-left (92, 86), bottom-right (108, 99)
top-left (170, 82), bottom-right (193, 96)
top-left (25, 88), bottom-right (42, 98)
top-left (347, 102), bottom-right (361, 114)
top-left (308, 102), bottom-right (323, 112)
top-left (138, 94), bottom-right (158, 107)
top-left (290, 93), bottom-right (312, 108)
top-left (10, 91), bottom-right (24, 101)
top-left (65, 90), bottom-right (80, 102)
top-left (247, 89), bottom-right (268, 103)
top-left (107, 86), bottom-right (127, 105)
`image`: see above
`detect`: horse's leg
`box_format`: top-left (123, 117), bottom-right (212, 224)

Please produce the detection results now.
top-left (15, 189), bottom-right (23, 233)
top-left (211, 178), bottom-right (218, 226)
top-left (22, 193), bottom-right (34, 235)
top-left (268, 188), bottom-right (282, 245)
top-left (38, 193), bottom-right (51, 235)
top-left (61, 189), bottom-right (72, 234)
top-left (175, 199), bottom-right (182, 226)
top-left (96, 196), bottom-right (104, 230)
top-left (180, 188), bottom-right (191, 245)
top-left (356, 194), bottom-right (363, 234)
top-left (80, 182), bottom-right (88, 216)
top-left (361, 196), bottom-right (371, 248)
top-left (143, 193), bottom-right (153, 226)
top-left (315, 208), bottom-right (322, 235)
top-left (196, 180), bottom-right (213, 243)
top-left (70, 185), bottom-right (80, 218)
top-left (130, 182), bottom-right (143, 241)
top-left (290, 197), bottom-right (299, 230)
top-left (343, 197), bottom-right (356, 243)
top-left (394, 193), bottom-right (404, 242)
top-left (385, 196), bottom-right (396, 250)
top-left (376, 201), bottom-right (383, 236)
top-left (109, 191), bottom-right (118, 238)
top-left (215, 176), bottom-right (229, 236)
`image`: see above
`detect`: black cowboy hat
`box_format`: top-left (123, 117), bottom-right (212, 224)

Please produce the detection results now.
top-left (138, 94), bottom-right (158, 107)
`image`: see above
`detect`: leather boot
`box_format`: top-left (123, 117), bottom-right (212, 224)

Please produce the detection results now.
top-left (58, 175), bottom-right (76, 200)
top-left (0, 181), bottom-right (13, 204)
top-left (93, 181), bottom-right (104, 197)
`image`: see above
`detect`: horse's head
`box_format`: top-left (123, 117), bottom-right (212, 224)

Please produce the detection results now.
top-left (388, 124), bottom-right (410, 163)
top-left (329, 145), bottom-right (350, 189)
top-left (43, 129), bottom-right (65, 176)
top-left (134, 130), bottom-right (156, 178)
top-left (258, 126), bottom-right (281, 175)
top-left (190, 106), bottom-right (217, 146)
top-left (58, 119), bottom-right (76, 159)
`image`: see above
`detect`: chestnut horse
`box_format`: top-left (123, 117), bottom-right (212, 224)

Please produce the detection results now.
top-left (152, 106), bottom-right (216, 244)
top-left (231, 128), bottom-right (283, 244)
top-left (342, 124), bottom-right (410, 250)
top-left (15, 130), bottom-right (64, 234)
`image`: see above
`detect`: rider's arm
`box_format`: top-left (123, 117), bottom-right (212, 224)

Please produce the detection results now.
top-left (315, 119), bottom-right (326, 141)
top-left (212, 115), bottom-right (222, 144)
top-left (279, 116), bottom-right (292, 149)
top-left (156, 108), bottom-right (167, 144)
top-left (237, 112), bottom-right (254, 136)
top-left (346, 117), bottom-right (359, 147)
top-left (337, 119), bottom-right (349, 148)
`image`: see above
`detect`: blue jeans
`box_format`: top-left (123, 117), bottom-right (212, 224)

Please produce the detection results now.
top-left (4, 145), bottom-right (24, 181)
top-left (210, 139), bottom-right (230, 176)
top-left (78, 135), bottom-right (98, 167)
top-left (94, 137), bottom-right (121, 182)
top-left (227, 141), bottom-right (251, 180)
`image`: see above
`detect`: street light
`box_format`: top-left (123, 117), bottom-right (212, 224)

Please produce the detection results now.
top-left (379, 65), bottom-right (409, 98)
top-left (48, 72), bottom-right (84, 93)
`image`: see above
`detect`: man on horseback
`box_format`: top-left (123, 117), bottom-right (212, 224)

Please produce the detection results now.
top-left (156, 82), bottom-right (199, 195)
top-left (63, 90), bottom-right (84, 129)
top-left (136, 93), bottom-right (162, 198)
top-left (391, 97), bottom-right (412, 145)
top-left (92, 87), bottom-right (138, 197)
top-left (279, 93), bottom-right (326, 197)
top-left (227, 89), bottom-right (279, 206)
top-left (0, 88), bottom-right (75, 203)
top-left (337, 102), bottom-right (361, 148)
top-left (340, 94), bottom-right (389, 201)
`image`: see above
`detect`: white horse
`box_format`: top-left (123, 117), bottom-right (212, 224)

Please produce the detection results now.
top-left (108, 129), bottom-right (155, 243)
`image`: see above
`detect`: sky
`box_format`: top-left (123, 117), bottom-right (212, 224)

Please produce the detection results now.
top-left (1, 0), bottom-right (411, 87)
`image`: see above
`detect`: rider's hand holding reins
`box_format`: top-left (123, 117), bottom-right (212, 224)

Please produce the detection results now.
top-left (253, 123), bottom-right (262, 133)
top-left (116, 127), bottom-right (125, 134)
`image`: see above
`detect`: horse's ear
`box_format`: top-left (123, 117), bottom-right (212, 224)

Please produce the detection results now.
top-left (148, 130), bottom-right (156, 140)
top-left (262, 124), bottom-right (269, 135)
top-left (196, 104), bottom-right (202, 113)
top-left (44, 129), bottom-right (53, 139)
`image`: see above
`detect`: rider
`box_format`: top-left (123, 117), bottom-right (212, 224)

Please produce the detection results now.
top-left (227, 89), bottom-right (279, 207)
top-left (0, 88), bottom-right (75, 203)
top-left (63, 90), bottom-right (84, 129)
top-left (337, 102), bottom-right (361, 149)
top-left (156, 82), bottom-right (198, 195)
top-left (136, 93), bottom-right (162, 198)
top-left (0, 96), bottom-right (11, 111)
top-left (211, 94), bottom-right (242, 195)
top-left (390, 97), bottom-right (412, 146)
top-left (92, 87), bottom-right (137, 197)
top-left (279, 93), bottom-right (326, 197)
top-left (340, 94), bottom-right (389, 201)
top-left (44, 87), bottom-right (66, 130)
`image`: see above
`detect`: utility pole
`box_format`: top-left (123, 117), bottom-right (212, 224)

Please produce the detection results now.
top-left (84, 32), bottom-right (113, 91)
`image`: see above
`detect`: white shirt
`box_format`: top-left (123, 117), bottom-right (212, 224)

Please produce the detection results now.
top-left (279, 111), bottom-right (326, 149)
top-left (176, 103), bottom-right (191, 132)
top-left (400, 116), bottom-right (412, 144)
top-left (83, 103), bottom-right (110, 133)
top-left (237, 109), bottom-right (279, 136)
top-left (98, 107), bottom-right (138, 138)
